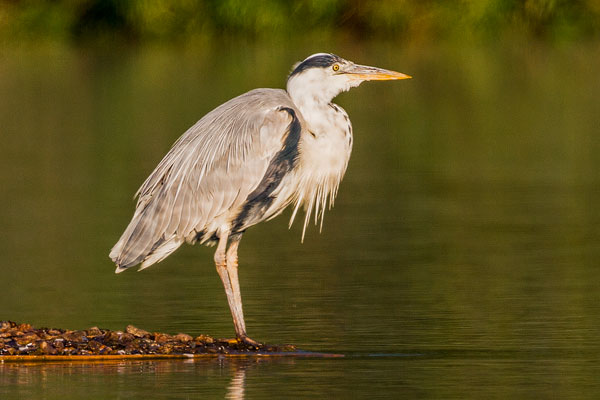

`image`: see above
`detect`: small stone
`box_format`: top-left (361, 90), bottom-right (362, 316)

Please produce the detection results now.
top-left (63, 330), bottom-right (86, 342)
top-left (154, 333), bottom-right (173, 343)
top-left (195, 335), bottom-right (214, 345)
top-left (171, 345), bottom-right (184, 353)
top-left (174, 333), bottom-right (193, 343)
top-left (87, 327), bottom-right (102, 336)
top-left (126, 325), bottom-right (150, 338)
top-left (53, 339), bottom-right (65, 351)
top-left (17, 323), bottom-right (32, 332)
top-left (124, 343), bottom-right (136, 353)
top-left (159, 343), bottom-right (174, 354)
top-left (88, 340), bottom-right (103, 353)
top-left (39, 331), bottom-right (55, 340)
top-left (119, 333), bottom-right (135, 343)
top-left (40, 341), bottom-right (58, 355)
top-left (193, 342), bottom-right (205, 350)
top-left (104, 330), bottom-right (123, 344)
top-left (15, 333), bottom-right (40, 345)
top-left (0, 321), bottom-right (12, 332)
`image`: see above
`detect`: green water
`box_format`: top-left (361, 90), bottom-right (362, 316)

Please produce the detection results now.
top-left (1, 40), bottom-right (600, 398)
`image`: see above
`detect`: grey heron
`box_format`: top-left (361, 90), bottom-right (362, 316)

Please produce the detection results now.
top-left (110, 53), bottom-right (410, 347)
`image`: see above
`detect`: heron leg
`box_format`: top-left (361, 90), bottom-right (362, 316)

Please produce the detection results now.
top-left (214, 233), bottom-right (243, 337)
top-left (225, 234), bottom-right (245, 334)
top-left (215, 232), bottom-right (261, 347)
top-left (226, 234), bottom-right (262, 347)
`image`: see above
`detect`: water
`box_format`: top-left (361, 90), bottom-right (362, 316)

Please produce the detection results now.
top-left (1, 39), bottom-right (600, 398)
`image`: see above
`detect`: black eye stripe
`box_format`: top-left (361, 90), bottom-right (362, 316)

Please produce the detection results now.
top-left (289, 54), bottom-right (343, 77)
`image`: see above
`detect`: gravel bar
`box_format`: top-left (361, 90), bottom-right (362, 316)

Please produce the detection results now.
top-left (0, 321), bottom-right (299, 357)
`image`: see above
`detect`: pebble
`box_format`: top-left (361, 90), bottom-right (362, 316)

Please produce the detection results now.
top-left (174, 333), bottom-right (193, 343)
top-left (126, 325), bottom-right (150, 338)
top-left (195, 335), bottom-right (214, 344)
top-left (63, 330), bottom-right (86, 342)
top-left (86, 327), bottom-right (103, 337)
top-left (40, 341), bottom-right (58, 355)
top-left (15, 333), bottom-right (40, 345)
top-left (154, 333), bottom-right (173, 343)
top-left (119, 333), bottom-right (136, 343)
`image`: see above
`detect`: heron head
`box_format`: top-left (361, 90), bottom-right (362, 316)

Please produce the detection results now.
top-left (286, 53), bottom-right (411, 105)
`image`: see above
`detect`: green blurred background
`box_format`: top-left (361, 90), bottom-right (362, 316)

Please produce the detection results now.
top-left (1, 0), bottom-right (600, 44)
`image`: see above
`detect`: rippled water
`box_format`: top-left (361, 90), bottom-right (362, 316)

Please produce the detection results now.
top-left (1, 40), bottom-right (600, 398)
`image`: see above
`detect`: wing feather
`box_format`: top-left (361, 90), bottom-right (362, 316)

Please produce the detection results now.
top-left (110, 89), bottom-right (298, 269)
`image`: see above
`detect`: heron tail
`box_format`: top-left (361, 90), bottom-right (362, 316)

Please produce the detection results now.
top-left (109, 211), bottom-right (183, 273)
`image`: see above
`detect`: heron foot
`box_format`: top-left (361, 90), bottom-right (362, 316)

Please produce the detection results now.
top-left (237, 335), bottom-right (263, 349)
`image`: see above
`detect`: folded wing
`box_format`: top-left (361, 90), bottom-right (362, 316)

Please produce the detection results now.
top-left (109, 89), bottom-right (299, 272)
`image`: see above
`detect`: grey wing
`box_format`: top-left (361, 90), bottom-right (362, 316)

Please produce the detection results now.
top-left (109, 89), bottom-right (298, 271)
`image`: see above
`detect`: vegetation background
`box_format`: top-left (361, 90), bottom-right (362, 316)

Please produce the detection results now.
top-left (2, 0), bottom-right (600, 44)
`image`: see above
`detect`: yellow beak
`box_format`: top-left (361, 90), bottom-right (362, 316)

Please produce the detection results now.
top-left (344, 64), bottom-right (412, 81)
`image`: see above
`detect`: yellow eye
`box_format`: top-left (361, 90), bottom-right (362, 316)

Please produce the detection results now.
top-left (332, 64), bottom-right (340, 71)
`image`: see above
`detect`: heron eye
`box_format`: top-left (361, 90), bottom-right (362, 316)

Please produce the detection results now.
top-left (332, 64), bottom-right (340, 72)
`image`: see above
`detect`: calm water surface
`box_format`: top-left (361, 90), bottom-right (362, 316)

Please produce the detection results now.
top-left (1, 40), bottom-right (600, 398)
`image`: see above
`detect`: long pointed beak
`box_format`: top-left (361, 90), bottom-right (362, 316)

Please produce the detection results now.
top-left (344, 64), bottom-right (412, 81)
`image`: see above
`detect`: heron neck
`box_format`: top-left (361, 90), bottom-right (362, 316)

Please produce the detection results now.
top-left (287, 89), bottom-right (336, 125)
top-left (292, 99), bottom-right (334, 131)
top-left (286, 73), bottom-right (340, 109)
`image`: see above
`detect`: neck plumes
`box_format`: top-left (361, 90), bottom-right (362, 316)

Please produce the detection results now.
top-left (285, 74), bottom-right (354, 240)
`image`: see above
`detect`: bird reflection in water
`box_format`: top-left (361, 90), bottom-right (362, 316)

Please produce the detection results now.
top-left (0, 358), bottom-right (300, 398)
top-left (225, 361), bottom-right (247, 400)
